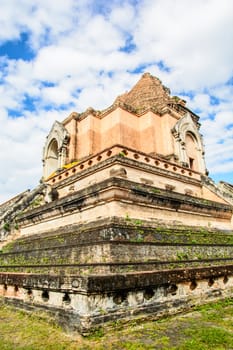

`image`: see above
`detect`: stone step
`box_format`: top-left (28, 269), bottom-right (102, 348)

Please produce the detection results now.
top-left (2, 218), bottom-right (233, 253)
top-left (1, 257), bottom-right (233, 275)
top-left (1, 241), bottom-right (233, 267)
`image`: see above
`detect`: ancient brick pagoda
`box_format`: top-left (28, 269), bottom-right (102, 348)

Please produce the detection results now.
top-left (0, 73), bottom-right (233, 334)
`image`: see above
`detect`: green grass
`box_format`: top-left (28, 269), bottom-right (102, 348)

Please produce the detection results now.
top-left (0, 299), bottom-right (233, 349)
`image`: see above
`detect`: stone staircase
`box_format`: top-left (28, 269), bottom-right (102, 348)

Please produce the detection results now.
top-left (0, 184), bottom-right (46, 242)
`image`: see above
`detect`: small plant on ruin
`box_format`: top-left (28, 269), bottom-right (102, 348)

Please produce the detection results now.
top-left (3, 222), bottom-right (10, 232)
top-left (118, 151), bottom-right (126, 157)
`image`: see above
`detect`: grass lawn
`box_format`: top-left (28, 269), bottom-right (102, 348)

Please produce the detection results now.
top-left (0, 298), bottom-right (233, 349)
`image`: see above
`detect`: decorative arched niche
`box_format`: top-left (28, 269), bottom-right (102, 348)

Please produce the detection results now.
top-left (45, 139), bottom-right (59, 177)
top-left (43, 121), bottom-right (70, 179)
top-left (171, 113), bottom-right (206, 174)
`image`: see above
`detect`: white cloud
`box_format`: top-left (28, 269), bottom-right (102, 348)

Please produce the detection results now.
top-left (109, 2), bottom-right (136, 31)
top-left (0, 0), bottom-right (233, 202)
top-left (133, 0), bottom-right (233, 90)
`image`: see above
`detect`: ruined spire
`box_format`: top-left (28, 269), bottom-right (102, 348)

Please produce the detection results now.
top-left (114, 72), bottom-right (171, 113)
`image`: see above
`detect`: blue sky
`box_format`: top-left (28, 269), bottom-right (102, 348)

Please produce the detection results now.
top-left (0, 0), bottom-right (233, 202)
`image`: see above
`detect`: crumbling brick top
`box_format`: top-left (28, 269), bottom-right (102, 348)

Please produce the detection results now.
top-left (114, 72), bottom-right (171, 113)
top-left (76, 73), bottom-right (201, 125)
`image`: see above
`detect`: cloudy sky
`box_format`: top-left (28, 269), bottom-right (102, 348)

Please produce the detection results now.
top-left (0, 0), bottom-right (233, 203)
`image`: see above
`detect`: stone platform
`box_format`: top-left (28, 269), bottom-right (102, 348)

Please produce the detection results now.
top-left (1, 213), bottom-right (233, 334)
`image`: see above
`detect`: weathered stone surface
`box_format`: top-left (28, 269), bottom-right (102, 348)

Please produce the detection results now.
top-left (1, 212), bottom-right (233, 333)
top-left (1, 265), bottom-right (233, 334)
top-left (16, 177), bottom-right (232, 234)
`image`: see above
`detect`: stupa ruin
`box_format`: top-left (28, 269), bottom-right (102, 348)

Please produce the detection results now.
top-left (0, 73), bottom-right (233, 334)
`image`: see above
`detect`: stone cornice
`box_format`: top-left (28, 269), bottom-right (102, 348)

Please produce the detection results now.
top-left (45, 144), bottom-right (201, 185)
top-left (1, 264), bottom-right (233, 293)
top-left (18, 177), bottom-right (232, 227)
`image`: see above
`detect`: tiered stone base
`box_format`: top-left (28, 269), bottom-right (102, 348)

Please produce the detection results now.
top-left (1, 218), bottom-right (233, 334)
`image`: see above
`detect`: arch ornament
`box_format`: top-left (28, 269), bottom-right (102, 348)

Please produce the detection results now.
top-left (43, 121), bottom-right (70, 179)
top-left (172, 113), bottom-right (206, 174)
